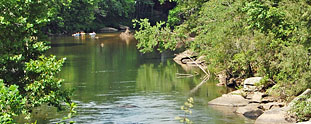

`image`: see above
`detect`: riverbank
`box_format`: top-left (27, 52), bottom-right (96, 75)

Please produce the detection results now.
top-left (173, 50), bottom-right (311, 124)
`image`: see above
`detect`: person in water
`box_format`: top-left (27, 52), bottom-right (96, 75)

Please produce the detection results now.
top-left (80, 31), bottom-right (86, 35)
top-left (72, 32), bottom-right (80, 37)
top-left (89, 31), bottom-right (96, 36)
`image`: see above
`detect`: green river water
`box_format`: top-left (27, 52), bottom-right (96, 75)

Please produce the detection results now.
top-left (20, 33), bottom-right (254, 124)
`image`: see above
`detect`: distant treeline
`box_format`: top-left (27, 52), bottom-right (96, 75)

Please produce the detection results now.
top-left (43, 0), bottom-right (176, 35)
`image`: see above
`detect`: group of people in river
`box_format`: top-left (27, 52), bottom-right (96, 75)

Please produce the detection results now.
top-left (72, 31), bottom-right (96, 37)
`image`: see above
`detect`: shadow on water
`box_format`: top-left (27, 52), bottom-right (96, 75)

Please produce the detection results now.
top-left (17, 32), bottom-right (254, 124)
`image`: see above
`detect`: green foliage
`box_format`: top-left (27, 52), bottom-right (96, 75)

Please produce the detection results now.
top-left (267, 45), bottom-right (311, 99)
top-left (175, 97), bottom-right (194, 124)
top-left (45, 0), bottom-right (171, 34)
top-left (167, 6), bottom-right (182, 27)
top-left (24, 55), bottom-right (70, 109)
top-left (0, 79), bottom-right (27, 124)
top-left (47, 0), bottom-right (99, 33)
top-left (133, 18), bottom-right (186, 53)
top-left (134, 0), bottom-right (311, 120)
top-left (0, 0), bottom-right (72, 123)
top-left (57, 102), bottom-right (77, 124)
top-left (290, 94), bottom-right (311, 122)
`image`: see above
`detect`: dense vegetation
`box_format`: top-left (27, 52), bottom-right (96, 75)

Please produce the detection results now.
top-left (44, 0), bottom-right (174, 34)
top-left (134, 0), bottom-right (311, 121)
top-left (0, 0), bottom-right (72, 123)
top-left (2, 0), bottom-right (311, 123)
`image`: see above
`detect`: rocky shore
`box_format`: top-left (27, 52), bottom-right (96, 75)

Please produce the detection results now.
top-left (208, 77), bottom-right (294, 124)
top-left (208, 78), bottom-right (311, 124)
top-left (173, 50), bottom-right (311, 124)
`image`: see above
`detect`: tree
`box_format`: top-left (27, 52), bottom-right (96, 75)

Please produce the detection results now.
top-left (46, 0), bottom-right (99, 34)
top-left (0, 0), bottom-right (72, 123)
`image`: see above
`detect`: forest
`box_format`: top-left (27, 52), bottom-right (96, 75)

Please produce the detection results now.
top-left (1, 0), bottom-right (311, 123)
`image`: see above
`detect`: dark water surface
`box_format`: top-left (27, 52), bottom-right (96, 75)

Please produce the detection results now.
top-left (23, 33), bottom-right (254, 124)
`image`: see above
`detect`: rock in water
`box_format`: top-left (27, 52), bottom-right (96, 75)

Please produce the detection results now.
top-left (208, 92), bottom-right (248, 107)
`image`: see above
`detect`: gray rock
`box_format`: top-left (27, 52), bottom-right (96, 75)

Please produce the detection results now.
top-left (261, 102), bottom-right (284, 110)
top-left (251, 92), bottom-right (264, 103)
top-left (100, 27), bottom-right (118, 32)
top-left (208, 92), bottom-right (248, 107)
top-left (243, 77), bottom-right (263, 92)
top-left (236, 103), bottom-right (263, 119)
top-left (228, 90), bottom-right (244, 95)
top-left (173, 50), bottom-right (196, 66)
top-left (246, 93), bottom-right (254, 100)
top-left (296, 120), bottom-right (311, 124)
top-left (244, 109), bottom-right (264, 119)
top-left (255, 107), bottom-right (295, 124)
top-left (262, 96), bottom-right (276, 103)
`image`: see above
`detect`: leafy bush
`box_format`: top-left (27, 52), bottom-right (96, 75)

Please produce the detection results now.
top-left (0, 0), bottom-right (72, 123)
top-left (134, 0), bottom-right (311, 119)
top-left (291, 94), bottom-right (311, 122)
top-left (133, 18), bottom-right (186, 53)
top-left (0, 79), bottom-right (27, 124)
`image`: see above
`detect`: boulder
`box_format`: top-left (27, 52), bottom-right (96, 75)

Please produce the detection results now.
top-left (236, 103), bottom-right (264, 119)
top-left (255, 107), bottom-right (295, 124)
top-left (208, 91), bottom-right (249, 107)
top-left (243, 77), bottom-right (263, 92)
top-left (173, 50), bottom-right (196, 66)
top-left (246, 93), bottom-right (254, 100)
top-left (100, 27), bottom-right (118, 32)
top-left (173, 50), bottom-right (207, 72)
top-left (296, 120), bottom-right (311, 124)
top-left (250, 92), bottom-right (264, 103)
top-left (261, 102), bottom-right (285, 111)
top-left (228, 90), bottom-right (244, 95)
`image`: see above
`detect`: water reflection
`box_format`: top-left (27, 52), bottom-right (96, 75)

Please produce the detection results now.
top-left (18, 33), bottom-right (253, 124)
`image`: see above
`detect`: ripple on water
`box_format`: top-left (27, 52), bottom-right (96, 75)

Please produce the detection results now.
top-left (54, 94), bottom-right (181, 124)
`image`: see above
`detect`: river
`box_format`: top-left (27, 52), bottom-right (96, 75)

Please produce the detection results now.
top-left (21, 33), bottom-right (254, 124)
